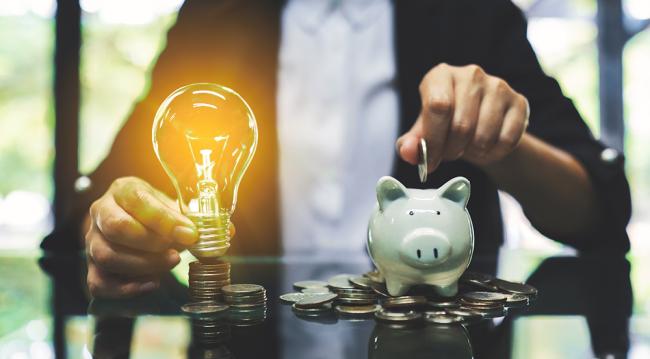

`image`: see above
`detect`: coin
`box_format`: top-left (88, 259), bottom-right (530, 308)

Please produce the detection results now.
top-left (418, 138), bottom-right (428, 183)
top-left (292, 302), bottom-right (333, 313)
top-left (462, 291), bottom-right (508, 304)
top-left (424, 312), bottom-right (463, 324)
top-left (491, 279), bottom-right (538, 298)
top-left (295, 293), bottom-right (338, 308)
top-left (382, 296), bottom-right (428, 309)
top-left (468, 305), bottom-right (507, 318)
top-left (349, 276), bottom-right (374, 289)
top-left (428, 300), bottom-right (461, 309)
top-left (461, 271), bottom-right (494, 284)
top-left (374, 309), bottom-right (422, 323)
top-left (445, 308), bottom-right (485, 322)
top-left (181, 301), bottom-right (229, 317)
top-left (328, 274), bottom-right (355, 290)
top-left (335, 304), bottom-right (381, 315)
top-left (364, 270), bottom-right (384, 283)
top-left (293, 280), bottom-right (329, 290)
top-left (504, 293), bottom-right (529, 307)
top-left (221, 284), bottom-right (265, 296)
top-left (280, 292), bottom-right (307, 304)
top-left (301, 287), bottom-right (331, 294)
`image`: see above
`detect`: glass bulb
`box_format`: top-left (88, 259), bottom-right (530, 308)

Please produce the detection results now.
top-left (152, 83), bottom-right (258, 260)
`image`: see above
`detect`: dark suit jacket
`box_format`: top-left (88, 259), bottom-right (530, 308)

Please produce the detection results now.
top-left (43, 0), bottom-right (631, 256)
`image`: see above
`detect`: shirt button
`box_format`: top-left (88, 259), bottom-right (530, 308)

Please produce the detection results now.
top-left (600, 148), bottom-right (620, 164)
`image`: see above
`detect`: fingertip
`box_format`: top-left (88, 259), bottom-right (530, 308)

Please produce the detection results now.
top-left (166, 249), bottom-right (181, 265)
top-left (172, 226), bottom-right (198, 246)
top-left (399, 136), bottom-right (419, 165)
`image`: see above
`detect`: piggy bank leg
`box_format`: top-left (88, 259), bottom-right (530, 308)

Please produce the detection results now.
top-left (385, 277), bottom-right (410, 296)
top-left (434, 282), bottom-right (458, 297)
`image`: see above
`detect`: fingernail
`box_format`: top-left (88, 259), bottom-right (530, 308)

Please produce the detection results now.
top-left (140, 281), bottom-right (158, 292)
top-left (173, 226), bottom-right (198, 245)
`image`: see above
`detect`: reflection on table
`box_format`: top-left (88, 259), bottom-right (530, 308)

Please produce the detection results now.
top-left (35, 247), bottom-right (632, 359)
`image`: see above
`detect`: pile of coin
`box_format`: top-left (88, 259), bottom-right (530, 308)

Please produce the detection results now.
top-left (188, 260), bottom-right (231, 302)
top-left (222, 284), bottom-right (268, 326)
top-left (181, 301), bottom-right (231, 347)
top-left (281, 270), bottom-right (538, 327)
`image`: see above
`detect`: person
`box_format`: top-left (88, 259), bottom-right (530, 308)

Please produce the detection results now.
top-left (42, 0), bottom-right (631, 298)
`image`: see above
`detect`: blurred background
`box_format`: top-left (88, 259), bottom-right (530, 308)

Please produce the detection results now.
top-left (0, 0), bottom-right (648, 357)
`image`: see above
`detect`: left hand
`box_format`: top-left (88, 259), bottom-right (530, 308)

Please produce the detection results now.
top-left (396, 63), bottom-right (530, 171)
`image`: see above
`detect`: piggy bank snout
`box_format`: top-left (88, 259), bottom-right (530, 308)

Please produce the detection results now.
top-left (398, 229), bottom-right (451, 269)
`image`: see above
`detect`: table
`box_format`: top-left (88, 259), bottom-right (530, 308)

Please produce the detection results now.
top-left (0, 247), bottom-right (641, 358)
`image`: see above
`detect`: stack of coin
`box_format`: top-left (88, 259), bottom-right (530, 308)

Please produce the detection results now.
top-left (181, 301), bottom-right (231, 347)
top-left (328, 274), bottom-right (380, 316)
top-left (188, 260), bottom-right (231, 302)
top-left (222, 284), bottom-right (267, 326)
top-left (460, 291), bottom-right (508, 318)
top-left (292, 293), bottom-right (337, 318)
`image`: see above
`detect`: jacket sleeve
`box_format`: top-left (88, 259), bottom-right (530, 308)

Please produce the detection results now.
top-left (486, 0), bottom-right (631, 254)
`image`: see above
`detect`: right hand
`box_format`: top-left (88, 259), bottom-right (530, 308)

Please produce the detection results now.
top-left (85, 177), bottom-right (198, 298)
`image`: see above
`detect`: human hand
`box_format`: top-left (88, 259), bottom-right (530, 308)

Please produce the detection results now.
top-left (396, 63), bottom-right (530, 171)
top-left (85, 177), bottom-right (198, 298)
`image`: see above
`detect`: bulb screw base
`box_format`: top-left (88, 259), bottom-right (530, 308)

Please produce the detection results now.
top-left (187, 212), bottom-right (231, 262)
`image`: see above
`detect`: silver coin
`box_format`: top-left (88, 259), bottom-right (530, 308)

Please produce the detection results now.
top-left (424, 312), bottom-right (463, 324)
top-left (279, 292), bottom-right (307, 304)
top-left (221, 284), bottom-right (265, 296)
top-left (328, 274), bottom-right (355, 290)
top-left (374, 309), bottom-right (422, 323)
top-left (292, 302), bottom-right (333, 313)
top-left (369, 283), bottom-right (390, 297)
top-left (293, 280), bottom-right (329, 290)
top-left (469, 306), bottom-right (507, 318)
top-left (349, 276), bottom-right (373, 289)
top-left (364, 270), bottom-right (384, 284)
top-left (446, 308), bottom-right (485, 322)
top-left (492, 279), bottom-right (538, 297)
top-left (181, 301), bottom-right (229, 316)
top-left (335, 304), bottom-right (381, 315)
top-left (418, 138), bottom-right (428, 183)
top-left (428, 300), bottom-right (461, 309)
top-left (462, 291), bottom-right (508, 304)
top-left (460, 271), bottom-right (494, 284)
top-left (295, 293), bottom-right (338, 308)
top-left (301, 287), bottom-right (331, 294)
top-left (382, 296), bottom-right (428, 309)
top-left (505, 293), bottom-right (529, 307)
top-left (336, 298), bottom-right (377, 305)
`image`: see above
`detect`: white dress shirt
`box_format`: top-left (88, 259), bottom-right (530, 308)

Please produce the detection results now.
top-left (277, 0), bottom-right (399, 259)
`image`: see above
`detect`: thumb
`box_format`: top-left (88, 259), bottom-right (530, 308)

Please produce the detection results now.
top-left (396, 117), bottom-right (425, 166)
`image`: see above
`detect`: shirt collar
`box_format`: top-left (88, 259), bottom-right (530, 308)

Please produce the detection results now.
top-left (289, 0), bottom-right (386, 32)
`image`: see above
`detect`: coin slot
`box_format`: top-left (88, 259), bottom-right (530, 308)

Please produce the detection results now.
top-left (434, 248), bottom-right (438, 258)
top-left (416, 249), bottom-right (421, 259)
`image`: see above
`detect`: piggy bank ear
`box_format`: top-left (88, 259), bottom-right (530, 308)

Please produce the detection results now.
top-left (439, 177), bottom-right (470, 207)
top-left (376, 176), bottom-right (409, 210)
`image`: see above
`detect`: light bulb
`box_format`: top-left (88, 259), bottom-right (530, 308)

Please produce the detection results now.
top-left (152, 83), bottom-right (258, 261)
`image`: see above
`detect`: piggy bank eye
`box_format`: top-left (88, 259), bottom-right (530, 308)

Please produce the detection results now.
top-left (409, 211), bottom-right (414, 216)
top-left (436, 211), bottom-right (441, 215)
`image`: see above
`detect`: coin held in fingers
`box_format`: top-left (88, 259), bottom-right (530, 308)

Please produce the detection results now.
top-left (418, 138), bottom-right (428, 183)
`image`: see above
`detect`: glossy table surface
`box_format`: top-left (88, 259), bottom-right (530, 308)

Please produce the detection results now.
top-left (0, 246), bottom-right (647, 359)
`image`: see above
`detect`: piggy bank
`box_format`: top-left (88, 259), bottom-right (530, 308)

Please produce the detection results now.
top-left (367, 176), bottom-right (474, 297)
